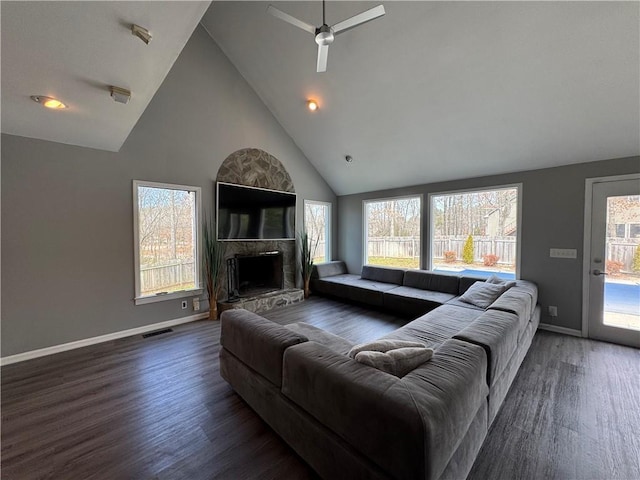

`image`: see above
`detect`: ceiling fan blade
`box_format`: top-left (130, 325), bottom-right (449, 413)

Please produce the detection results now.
top-left (317, 44), bottom-right (329, 72)
top-left (267, 5), bottom-right (316, 35)
top-left (333, 5), bottom-right (385, 35)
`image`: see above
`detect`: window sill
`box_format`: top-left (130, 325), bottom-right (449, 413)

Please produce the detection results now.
top-left (135, 288), bottom-right (203, 306)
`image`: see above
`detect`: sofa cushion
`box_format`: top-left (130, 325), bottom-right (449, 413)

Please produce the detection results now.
top-left (403, 270), bottom-right (460, 295)
top-left (286, 322), bottom-right (354, 356)
top-left (383, 286), bottom-right (457, 317)
top-left (453, 309), bottom-right (521, 387)
top-left (361, 265), bottom-right (405, 285)
top-left (355, 347), bottom-right (434, 377)
top-left (488, 281), bottom-right (538, 325)
top-left (459, 281), bottom-right (507, 309)
top-left (310, 273), bottom-right (360, 297)
top-left (378, 304), bottom-right (484, 349)
top-left (312, 261), bottom-right (348, 279)
top-left (220, 309), bottom-right (308, 387)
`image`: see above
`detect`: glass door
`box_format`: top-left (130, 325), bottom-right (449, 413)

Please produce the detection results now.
top-left (586, 176), bottom-right (640, 347)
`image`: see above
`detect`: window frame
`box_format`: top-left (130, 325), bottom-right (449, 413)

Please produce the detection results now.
top-left (362, 194), bottom-right (423, 268)
top-left (428, 183), bottom-right (522, 278)
top-left (133, 180), bottom-right (203, 305)
top-left (304, 199), bottom-right (332, 263)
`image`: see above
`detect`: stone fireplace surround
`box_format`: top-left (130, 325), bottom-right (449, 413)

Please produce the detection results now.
top-left (215, 148), bottom-right (301, 310)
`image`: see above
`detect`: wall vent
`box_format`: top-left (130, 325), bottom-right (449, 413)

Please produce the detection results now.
top-left (142, 328), bottom-right (173, 338)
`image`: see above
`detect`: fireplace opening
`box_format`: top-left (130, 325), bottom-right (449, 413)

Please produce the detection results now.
top-left (227, 251), bottom-right (283, 299)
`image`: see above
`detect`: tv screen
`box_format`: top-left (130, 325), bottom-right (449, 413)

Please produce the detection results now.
top-left (217, 182), bottom-right (296, 240)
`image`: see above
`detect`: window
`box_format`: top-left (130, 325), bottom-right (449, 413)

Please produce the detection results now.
top-left (364, 196), bottom-right (421, 269)
top-left (304, 200), bottom-right (331, 263)
top-left (614, 224), bottom-right (626, 238)
top-left (430, 185), bottom-right (521, 279)
top-left (133, 181), bottom-right (201, 305)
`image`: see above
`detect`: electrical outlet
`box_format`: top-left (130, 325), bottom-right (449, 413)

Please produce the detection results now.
top-left (548, 306), bottom-right (558, 317)
top-left (193, 298), bottom-right (200, 311)
top-left (181, 300), bottom-right (188, 310)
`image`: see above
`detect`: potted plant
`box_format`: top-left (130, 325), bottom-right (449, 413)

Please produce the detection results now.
top-left (203, 216), bottom-right (226, 320)
top-left (299, 231), bottom-right (318, 299)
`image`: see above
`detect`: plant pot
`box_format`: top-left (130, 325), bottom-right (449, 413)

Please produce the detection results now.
top-left (303, 278), bottom-right (311, 299)
top-left (209, 302), bottom-right (219, 320)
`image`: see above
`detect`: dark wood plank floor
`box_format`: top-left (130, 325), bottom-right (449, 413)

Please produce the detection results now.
top-left (2, 297), bottom-right (639, 480)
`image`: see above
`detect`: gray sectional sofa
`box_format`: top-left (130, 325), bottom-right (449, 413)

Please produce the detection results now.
top-left (219, 262), bottom-right (540, 480)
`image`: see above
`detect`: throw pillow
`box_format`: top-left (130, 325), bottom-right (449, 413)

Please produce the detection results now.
top-left (486, 275), bottom-right (517, 290)
top-left (355, 347), bottom-right (434, 377)
top-left (348, 339), bottom-right (427, 359)
top-left (459, 281), bottom-right (507, 309)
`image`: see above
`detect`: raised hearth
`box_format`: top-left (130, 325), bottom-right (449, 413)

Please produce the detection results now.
top-left (219, 288), bottom-right (304, 316)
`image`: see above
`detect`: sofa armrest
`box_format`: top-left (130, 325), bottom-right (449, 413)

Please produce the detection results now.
top-left (220, 309), bottom-right (307, 387)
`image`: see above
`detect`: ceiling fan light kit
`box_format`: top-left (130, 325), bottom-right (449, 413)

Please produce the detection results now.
top-left (267, 1), bottom-right (385, 72)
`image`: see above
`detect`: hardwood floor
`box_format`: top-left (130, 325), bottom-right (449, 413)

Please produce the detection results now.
top-left (2, 297), bottom-right (639, 479)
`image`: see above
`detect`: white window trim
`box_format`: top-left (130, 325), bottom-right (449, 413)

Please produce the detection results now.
top-left (133, 180), bottom-right (203, 306)
top-left (304, 199), bottom-right (332, 262)
top-left (428, 183), bottom-right (522, 278)
top-left (362, 194), bottom-right (423, 268)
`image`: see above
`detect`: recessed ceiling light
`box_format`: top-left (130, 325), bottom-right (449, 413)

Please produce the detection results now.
top-left (307, 99), bottom-right (319, 111)
top-left (345, 155), bottom-right (353, 163)
top-left (31, 95), bottom-right (67, 109)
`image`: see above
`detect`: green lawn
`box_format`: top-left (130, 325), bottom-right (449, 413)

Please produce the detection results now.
top-left (368, 257), bottom-right (419, 269)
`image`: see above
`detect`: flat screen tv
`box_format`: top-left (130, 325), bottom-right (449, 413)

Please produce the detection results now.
top-left (217, 182), bottom-right (296, 241)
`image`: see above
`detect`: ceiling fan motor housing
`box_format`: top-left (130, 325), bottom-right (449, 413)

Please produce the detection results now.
top-left (315, 24), bottom-right (334, 46)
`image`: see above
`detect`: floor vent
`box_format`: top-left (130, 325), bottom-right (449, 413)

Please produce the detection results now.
top-left (142, 328), bottom-right (173, 338)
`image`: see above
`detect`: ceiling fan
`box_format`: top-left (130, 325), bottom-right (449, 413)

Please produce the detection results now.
top-left (267, 1), bottom-right (385, 73)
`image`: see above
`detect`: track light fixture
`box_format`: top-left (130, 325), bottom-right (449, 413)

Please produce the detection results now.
top-left (110, 86), bottom-right (131, 104)
top-left (131, 24), bottom-right (152, 45)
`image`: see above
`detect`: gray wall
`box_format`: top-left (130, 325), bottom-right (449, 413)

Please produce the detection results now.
top-left (338, 156), bottom-right (639, 331)
top-left (1, 26), bottom-right (336, 357)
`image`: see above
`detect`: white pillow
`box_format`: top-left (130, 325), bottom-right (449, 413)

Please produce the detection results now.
top-left (459, 281), bottom-right (507, 309)
top-left (355, 347), bottom-right (434, 377)
top-left (348, 339), bottom-right (426, 359)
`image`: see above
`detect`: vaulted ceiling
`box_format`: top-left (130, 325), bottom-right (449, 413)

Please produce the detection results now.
top-left (1, 1), bottom-right (210, 152)
top-left (2, 2), bottom-right (638, 195)
top-left (202, 1), bottom-right (639, 195)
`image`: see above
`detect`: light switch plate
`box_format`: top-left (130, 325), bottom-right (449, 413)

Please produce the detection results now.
top-left (550, 248), bottom-right (577, 259)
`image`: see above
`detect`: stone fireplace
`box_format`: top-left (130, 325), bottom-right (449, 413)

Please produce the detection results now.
top-left (215, 148), bottom-right (302, 313)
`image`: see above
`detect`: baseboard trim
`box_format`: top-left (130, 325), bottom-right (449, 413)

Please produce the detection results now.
top-left (1, 312), bottom-right (210, 366)
top-left (538, 323), bottom-right (583, 337)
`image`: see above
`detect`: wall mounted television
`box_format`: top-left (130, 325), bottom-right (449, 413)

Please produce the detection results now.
top-left (216, 182), bottom-right (296, 241)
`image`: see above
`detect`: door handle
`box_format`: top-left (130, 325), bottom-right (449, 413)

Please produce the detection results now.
top-left (592, 269), bottom-right (607, 276)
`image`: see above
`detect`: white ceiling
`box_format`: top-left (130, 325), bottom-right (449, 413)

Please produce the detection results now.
top-left (1, 1), bottom-right (211, 152)
top-left (202, 1), bottom-right (640, 195)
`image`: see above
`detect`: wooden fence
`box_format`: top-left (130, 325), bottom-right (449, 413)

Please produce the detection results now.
top-left (607, 240), bottom-right (640, 271)
top-left (432, 236), bottom-right (517, 264)
top-left (141, 261), bottom-right (195, 294)
top-left (367, 236), bottom-right (517, 264)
